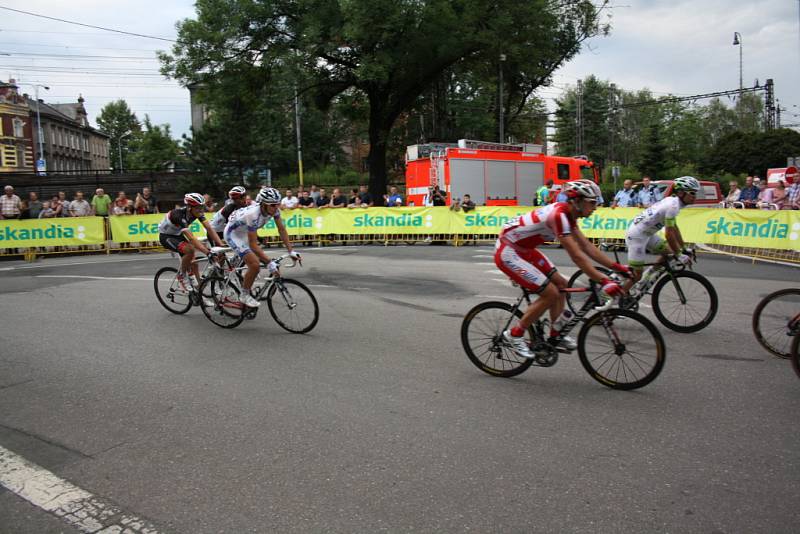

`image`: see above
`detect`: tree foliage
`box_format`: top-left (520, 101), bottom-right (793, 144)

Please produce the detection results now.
top-left (700, 129), bottom-right (800, 176)
top-left (96, 100), bottom-right (141, 171)
top-left (127, 116), bottom-right (181, 171)
top-left (160, 0), bottom-right (608, 201)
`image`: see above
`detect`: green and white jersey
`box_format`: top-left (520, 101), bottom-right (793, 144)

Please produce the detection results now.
top-left (625, 196), bottom-right (683, 239)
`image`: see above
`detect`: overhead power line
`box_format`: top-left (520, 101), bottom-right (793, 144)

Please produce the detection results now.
top-left (0, 5), bottom-right (176, 43)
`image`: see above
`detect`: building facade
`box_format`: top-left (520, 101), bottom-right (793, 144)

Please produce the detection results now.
top-left (27, 95), bottom-right (111, 173)
top-left (0, 80), bottom-right (35, 173)
top-left (0, 80), bottom-right (111, 174)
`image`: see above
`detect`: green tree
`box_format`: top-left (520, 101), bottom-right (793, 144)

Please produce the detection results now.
top-left (637, 121), bottom-right (668, 179)
top-left (127, 116), bottom-right (181, 171)
top-left (701, 128), bottom-right (800, 176)
top-left (96, 100), bottom-right (141, 171)
top-left (160, 0), bottom-right (608, 202)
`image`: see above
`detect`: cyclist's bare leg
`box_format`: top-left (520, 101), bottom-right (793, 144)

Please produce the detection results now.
top-left (516, 282), bottom-right (560, 331)
top-left (179, 246), bottom-right (194, 275)
top-left (242, 252), bottom-right (261, 292)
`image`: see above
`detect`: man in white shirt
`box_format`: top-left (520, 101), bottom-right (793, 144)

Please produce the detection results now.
top-left (280, 189), bottom-right (299, 210)
top-left (69, 191), bottom-right (92, 217)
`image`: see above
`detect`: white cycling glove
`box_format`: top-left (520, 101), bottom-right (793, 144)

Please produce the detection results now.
top-left (677, 253), bottom-right (692, 266)
top-left (267, 260), bottom-right (279, 274)
top-left (289, 250), bottom-right (301, 260)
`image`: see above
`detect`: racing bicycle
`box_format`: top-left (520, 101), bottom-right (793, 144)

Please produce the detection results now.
top-left (790, 334), bottom-right (800, 379)
top-left (199, 254), bottom-right (319, 332)
top-left (154, 247), bottom-right (237, 314)
top-left (752, 288), bottom-right (800, 359)
top-left (461, 279), bottom-right (666, 390)
top-left (566, 243), bottom-right (718, 333)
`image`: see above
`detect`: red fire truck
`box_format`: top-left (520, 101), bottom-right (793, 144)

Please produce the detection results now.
top-left (405, 139), bottom-right (599, 207)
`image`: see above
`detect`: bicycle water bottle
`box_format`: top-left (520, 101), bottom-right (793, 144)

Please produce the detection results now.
top-left (551, 309), bottom-right (573, 336)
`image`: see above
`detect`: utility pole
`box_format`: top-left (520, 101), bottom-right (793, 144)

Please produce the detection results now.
top-left (764, 78), bottom-right (776, 131)
top-left (294, 87), bottom-right (304, 188)
top-left (575, 79), bottom-right (584, 155)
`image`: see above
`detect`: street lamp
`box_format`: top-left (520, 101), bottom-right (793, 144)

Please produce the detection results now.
top-left (733, 32), bottom-right (743, 124)
top-left (23, 84), bottom-right (50, 174)
top-left (732, 32), bottom-right (743, 92)
top-left (117, 131), bottom-right (131, 173)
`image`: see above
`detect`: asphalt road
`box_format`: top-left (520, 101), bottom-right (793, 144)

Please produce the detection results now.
top-left (0, 245), bottom-right (798, 533)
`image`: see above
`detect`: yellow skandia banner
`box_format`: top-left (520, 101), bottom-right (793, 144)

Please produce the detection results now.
top-left (109, 213), bottom-right (211, 243)
top-left (578, 207), bottom-right (800, 251)
top-left (0, 217), bottom-right (105, 249)
top-left (105, 207), bottom-right (800, 251)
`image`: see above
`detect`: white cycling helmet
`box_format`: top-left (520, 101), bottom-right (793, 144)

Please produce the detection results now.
top-left (255, 187), bottom-right (282, 205)
top-left (673, 176), bottom-right (701, 194)
top-left (564, 179), bottom-right (602, 200)
top-left (184, 192), bottom-right (205, 207)
top-left (228, 186), bottom-right (246, 199)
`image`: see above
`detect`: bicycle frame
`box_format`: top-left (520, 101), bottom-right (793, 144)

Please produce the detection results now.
top-left (602, 244), bottom-right (694, 304)
top-left (504, 282), bottom-right (608, 347)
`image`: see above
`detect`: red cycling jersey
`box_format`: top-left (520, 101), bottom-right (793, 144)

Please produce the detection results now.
top-left (499, 202), bottom-right (576, 249)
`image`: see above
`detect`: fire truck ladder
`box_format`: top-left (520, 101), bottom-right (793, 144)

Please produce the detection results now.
top-left (429, 149), bottom-right (446, 189)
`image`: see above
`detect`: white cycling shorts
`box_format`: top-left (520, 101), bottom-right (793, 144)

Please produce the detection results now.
top-left (625, 234), bottom-right (667, 266)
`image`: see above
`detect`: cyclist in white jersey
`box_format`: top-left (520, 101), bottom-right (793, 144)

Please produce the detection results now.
top-left (623, 176), bottom-right (699, 290)
top-left (495, 180), bottom-right (629, 359)
top-left (210, 186), bottom-right (247, 237)
top-left (224, 187), bottom-right (299, 308)
top-left (158, 192), bottom-right (224, 290)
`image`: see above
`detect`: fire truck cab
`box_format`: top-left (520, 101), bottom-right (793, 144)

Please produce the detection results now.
top-left (405, 139), bottom-right (599, 207)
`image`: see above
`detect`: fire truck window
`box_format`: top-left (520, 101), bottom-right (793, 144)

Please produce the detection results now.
top-left (580, 167), bottom-right (594, 181)
top-left (557, 164), bottom-right (570, 181)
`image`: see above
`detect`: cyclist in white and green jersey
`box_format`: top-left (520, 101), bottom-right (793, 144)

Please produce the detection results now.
top-left (623, 176), bottom-right (700, 289)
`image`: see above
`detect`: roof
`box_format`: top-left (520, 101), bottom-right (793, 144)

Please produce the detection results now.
top-left (25, 98), bottom-right (110, 138)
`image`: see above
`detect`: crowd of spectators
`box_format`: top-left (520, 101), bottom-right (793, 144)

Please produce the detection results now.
top-left (724, 176), bottom-right (800, 210)
top-left (0, 185), bottom-right (163, 220)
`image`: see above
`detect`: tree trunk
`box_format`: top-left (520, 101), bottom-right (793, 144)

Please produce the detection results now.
top-left (366, 92), bottom-right (391, 205)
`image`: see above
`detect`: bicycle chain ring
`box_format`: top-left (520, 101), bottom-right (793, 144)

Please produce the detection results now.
top-left (531, 342), bottom-right (558, 367)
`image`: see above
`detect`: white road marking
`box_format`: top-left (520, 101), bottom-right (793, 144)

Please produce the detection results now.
top-left (1, 256), bottom-right (169, 271)
top-left (475, 295), bottom-right (514, 299)
top-left (484, 269), bottom-right (500, 274)
top-left (474, 262), bottom-right (496, 265)
top-left (472, 254), bottom-right (493, 258)
top-left (492, 278), bottom-right (510, 284)
top-left (36, 275), bottom-right (151, 281)
top-left (0, 445), bottom-right (162, 533)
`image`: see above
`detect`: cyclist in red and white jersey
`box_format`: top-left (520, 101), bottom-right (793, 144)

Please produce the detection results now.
top-left (495, 180), bottom-right (629, 358)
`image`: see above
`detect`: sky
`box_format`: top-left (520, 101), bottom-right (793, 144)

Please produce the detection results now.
top-left (1, 0), bottom-right (798, 139)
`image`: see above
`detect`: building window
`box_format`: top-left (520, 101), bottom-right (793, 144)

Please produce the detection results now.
top-left (17, 146), bottom-right (25, 168)
top-left (13, 118), bottom-right (25, 138)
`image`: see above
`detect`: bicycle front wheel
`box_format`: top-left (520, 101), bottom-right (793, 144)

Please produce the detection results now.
top-left (651, 271), bottom-right (718, 333)
top-left (154, 267), bottom-right (193, 314)
top-left (267, 278), bottom-right (319, 333)
top-left (199, 277), bottom-right (245, 328)
top-left (752, 288), bottom-right (800, 358)
top-left (577, 309), bottom-right (665, 390)
top-left (461, 301), bottom-right (536, 378)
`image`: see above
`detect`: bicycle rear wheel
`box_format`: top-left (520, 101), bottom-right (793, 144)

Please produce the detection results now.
top-left (752, 288), bottom-right (800, 358)
top-left (199, 277), bottom-right (245, 328)
top-left (461, 301), bottom-right (536, 378)
top-left (577, 309), bottom-right (665, 390)
top-left (154, 267), bottom-right (193, 314)
top-left (651, 271), bottom-right (718, 333)
top-left (266, 278), bottom-right (319, 333)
